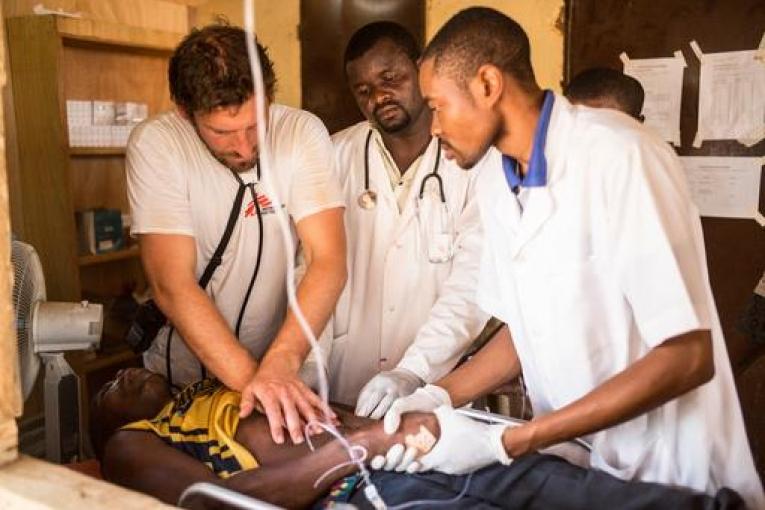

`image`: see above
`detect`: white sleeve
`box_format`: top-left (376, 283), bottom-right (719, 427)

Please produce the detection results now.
top-left (126, 121), bottom-right (194, 236)
top-left (286, 113), bottom-right (345, 223)
top-left (396, 178), bottom-right (490, 382)
top-left (605, 135), bottom-right (710, 348)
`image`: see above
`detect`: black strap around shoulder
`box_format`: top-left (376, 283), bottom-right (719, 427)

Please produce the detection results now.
top-left (167, 167), bottom-right (256, 388)
top-left (197, 172), bottom-right (248, 289)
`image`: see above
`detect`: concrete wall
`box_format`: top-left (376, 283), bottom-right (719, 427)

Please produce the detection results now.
top-left (425, 0), bottom-right (565, 92)
top-left (192, 0), bottom-right (565, 108)
top-left (194, 0), bottom-right (302, 108)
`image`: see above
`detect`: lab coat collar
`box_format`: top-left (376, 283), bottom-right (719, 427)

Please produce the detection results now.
top-left (367, 128), bottom-right (442, 236)
top-left (391, 136), bottom-right (443, 239)
top-left (366, 127), bottom-right (399, 212)
top-left (502, 90), bottom-right (554, 192)
top-left (502, 92), bottom-right (570, 258)
top-left (509, 186), bottom-right (554, 258)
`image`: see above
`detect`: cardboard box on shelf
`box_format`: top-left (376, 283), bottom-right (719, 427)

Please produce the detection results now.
top-left (76, 208), bottom-right (124, 255)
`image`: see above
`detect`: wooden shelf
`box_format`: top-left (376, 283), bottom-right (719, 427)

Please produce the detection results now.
top-left (6, 14), bottom-right (167, 300)
top-left (55, 17), bottom-right (183, 52)
top-left (69, 147), bottom-right (126, 157)
top-left (78, 246), bottom-right (139, 266)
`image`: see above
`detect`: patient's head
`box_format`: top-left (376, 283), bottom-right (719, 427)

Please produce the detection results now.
top-left (564, 67), bottom-right (645, 121)
top-left (90, 368), bottom-right (172, 458)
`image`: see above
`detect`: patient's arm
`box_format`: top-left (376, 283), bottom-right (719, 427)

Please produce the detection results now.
top-left (102, 410), bottom-right (437, 509)
top-left (102, 429), bottom-right (218, 504)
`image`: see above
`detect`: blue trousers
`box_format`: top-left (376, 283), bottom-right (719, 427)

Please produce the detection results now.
top-left (348, 453), bottom-right (745, 509)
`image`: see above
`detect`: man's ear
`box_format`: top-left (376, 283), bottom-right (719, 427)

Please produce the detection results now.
top-left (471, 64), bottom-right (503, 109)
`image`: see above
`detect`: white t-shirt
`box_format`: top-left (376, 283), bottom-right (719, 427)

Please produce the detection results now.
top-left (126, 104), bottom-right (344, 387)
top-left (476, 95), bottom-right (763, 508)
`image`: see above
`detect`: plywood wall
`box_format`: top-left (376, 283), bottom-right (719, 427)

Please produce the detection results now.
top-left (0, 0), bottom-right (22, 467)
top-left (3, 0), bottom-right (189, 34)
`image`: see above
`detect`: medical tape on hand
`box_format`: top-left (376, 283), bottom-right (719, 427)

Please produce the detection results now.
top-left (404, 425), bottom-right (437, 455)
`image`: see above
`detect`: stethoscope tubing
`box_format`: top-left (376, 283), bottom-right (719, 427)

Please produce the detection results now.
top-left (361, 128), bottom-right (446, 207)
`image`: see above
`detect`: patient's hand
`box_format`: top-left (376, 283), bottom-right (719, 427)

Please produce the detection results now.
top-left (359, 412), bottom-right (440, 471)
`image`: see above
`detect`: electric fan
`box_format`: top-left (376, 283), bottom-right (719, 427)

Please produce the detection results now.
top-left (12, 239), bottom-right (103, 463)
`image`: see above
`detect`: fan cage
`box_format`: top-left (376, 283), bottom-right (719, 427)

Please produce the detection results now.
top-left (11, 241), bottom-right (46, 399)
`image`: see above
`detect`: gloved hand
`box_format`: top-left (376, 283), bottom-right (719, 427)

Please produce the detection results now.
top-left (416, 406), bottom-right (511, 475)
top-left (411, 406), bottom-right (512, 475)
top-left (370, 405), bottom-right (511, 474)
top-left (355, 368), bottom-right (423, 419)
top-left (382, 384), bottom-right (451, 434)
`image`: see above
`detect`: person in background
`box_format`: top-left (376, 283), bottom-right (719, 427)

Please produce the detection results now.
top-left (126, 23), bottom-right (346, 446)
top-left (326, 21), bottom-right (493, 417)
top-left (564, 67), bottom-right (645, 121)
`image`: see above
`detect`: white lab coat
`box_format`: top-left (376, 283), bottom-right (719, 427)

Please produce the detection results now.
top-left (327, 122), bottom-right (491, 406)
top-left (476, 95), bottom-right (763, 508)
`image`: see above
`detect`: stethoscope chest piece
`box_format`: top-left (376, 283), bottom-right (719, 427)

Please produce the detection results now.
top-left (357, 189), bottom-right (378, 210)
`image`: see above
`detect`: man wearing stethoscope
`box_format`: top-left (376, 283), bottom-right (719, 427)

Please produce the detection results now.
top-left (324, 22), bottom-right (498, 416)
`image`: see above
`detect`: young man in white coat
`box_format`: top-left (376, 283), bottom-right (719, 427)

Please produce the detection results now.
top-left (378, 8), bottom-right (764, 508)
top-left (327, 22), bottom-right (493, 417)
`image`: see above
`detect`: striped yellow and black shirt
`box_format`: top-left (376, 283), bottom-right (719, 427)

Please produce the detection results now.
top-left (122, 379), bottom-right (258, 478)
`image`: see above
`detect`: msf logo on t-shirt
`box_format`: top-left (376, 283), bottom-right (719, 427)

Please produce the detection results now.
top-left (245, 193), bottom-right (276, 217)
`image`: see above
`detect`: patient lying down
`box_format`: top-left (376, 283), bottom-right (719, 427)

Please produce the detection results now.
top-left (91, 368), bottom-right (744, 510)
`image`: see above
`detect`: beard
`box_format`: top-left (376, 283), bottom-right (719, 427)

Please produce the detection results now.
top-left (442, 137), bottom-right (494, 171)
top-left (192, 122), bottom-right (258, 173)
top-left (210, 150), bottom-right (258, 173)
top-left (372, 101), bottom-right (412, 134)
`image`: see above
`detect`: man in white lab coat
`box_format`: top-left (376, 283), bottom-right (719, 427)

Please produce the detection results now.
top-left (327, 22), bottom-right (492, 416)
top-left (379, 8), bottom-right (764, 508)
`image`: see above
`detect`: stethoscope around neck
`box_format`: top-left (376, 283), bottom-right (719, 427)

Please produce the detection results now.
top-left (357, 129), bottom-right (445, 210)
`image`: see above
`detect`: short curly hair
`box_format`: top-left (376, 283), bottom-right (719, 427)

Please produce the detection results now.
top-left (169, 23), bottom-right (277, 114)
top-left (423, 7), bottom-right (536, 92)
top-left (344, 21), bottom-right (421, 68)
top-left (565, 67), bottom-right (645, 120)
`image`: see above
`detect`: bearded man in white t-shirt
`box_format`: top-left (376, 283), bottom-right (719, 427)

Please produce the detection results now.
top-left (126, 24), bottom-right (346, 446)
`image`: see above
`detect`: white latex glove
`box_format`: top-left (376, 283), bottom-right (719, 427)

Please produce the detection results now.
top-left (382, 384), bottom-right (451, 434)
top-left (370, 442), bottom-right (422, 474)
top-left (355, 368), bottom-right (423, 419)
top-left (416, 405), bottom-right (511, 475)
